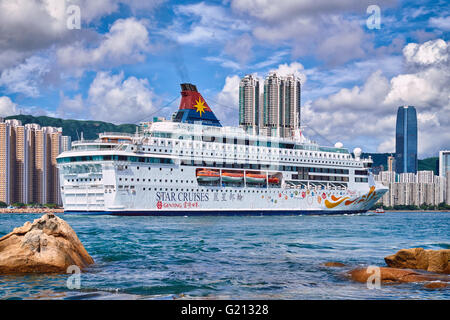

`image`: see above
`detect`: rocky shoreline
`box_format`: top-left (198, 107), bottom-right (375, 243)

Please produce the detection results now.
top-left (324, 247), bottom-right (450, 289)
top-left (0, 208), bottom-right (64, 214)
top-left (0, 213), bottom-right (94, 274)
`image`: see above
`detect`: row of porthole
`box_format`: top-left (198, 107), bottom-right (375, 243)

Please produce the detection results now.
top-left (119, 178), bottom-right (195, 184)
top-left (144, 141), bottom-right (350, 160)
top-left (68, 178), bottom-right (102, 182)
top-left (126, 187), bottom-right (295, 193)
top-left (125, 166), bottom-right (182, 172)
top-left (134, 147), bottom-right (353, 164)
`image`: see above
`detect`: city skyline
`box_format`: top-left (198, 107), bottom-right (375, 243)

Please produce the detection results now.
top-left (0, 1), bottom-right (448, 158)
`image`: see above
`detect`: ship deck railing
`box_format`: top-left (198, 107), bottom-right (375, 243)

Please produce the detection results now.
top-left (285, 180), bottom-right (348, 190)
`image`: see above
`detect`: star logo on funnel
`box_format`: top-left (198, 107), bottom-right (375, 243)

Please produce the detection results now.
top-left (194, 98), bottom-right (206, 117)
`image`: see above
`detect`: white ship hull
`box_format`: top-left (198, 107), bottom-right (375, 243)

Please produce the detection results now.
top-left (58, 160), bottom-right (387, 216)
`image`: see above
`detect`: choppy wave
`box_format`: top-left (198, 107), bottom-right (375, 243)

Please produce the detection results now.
top-left (0, 211), bottom-right (449, 300)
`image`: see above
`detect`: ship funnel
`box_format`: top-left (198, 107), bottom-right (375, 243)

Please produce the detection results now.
top-left (173, 83), bottom-right (222, 127)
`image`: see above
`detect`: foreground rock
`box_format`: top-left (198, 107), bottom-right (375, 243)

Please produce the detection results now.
top-left (423, 282), bottom-right (448, 289)
top-left (0, 213), bottom-right (94, 274)
top-left (323, 262), bottom-right (347, 267)
top-left (349, 267), bottom-right (449, 284)
top-left (384, 248), bottom-right (450, 274)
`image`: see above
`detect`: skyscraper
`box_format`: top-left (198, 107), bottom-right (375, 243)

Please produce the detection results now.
top-left (395, 106), bottom-right (417, 173)
top-left (279, 75), bottom-right (301, 138)
top-left (262, 73), bottom-right (281, 137)
top-left (439, 150), bottom-right (450, 177)
top-left (259, 73), bottom-right (301, 138)
top-left (239, 74), bottom-right (260, 135)
top-left (439, 150), bottom-right (450, 204)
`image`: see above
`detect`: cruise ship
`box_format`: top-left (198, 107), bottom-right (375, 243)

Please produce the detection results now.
top-left (56, 83), bottom-right (388, 215)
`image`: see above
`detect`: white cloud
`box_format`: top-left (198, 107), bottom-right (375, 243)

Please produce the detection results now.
top-left (0, 0), bottom-right (68, 70)
top-left (0, 96), bottom-right (17, 117)
top-left (0, 56), bottom-right (50, 97)
top-left (0, 0), bottom-right (165, 71)
top-left (57, 18), bottom-right (151, 73)
top-left (230, 0), bottom-right (397, 66)
top-left (57, 92), bottom-right (85, 118)
top-left (62, 0), bottom-right (165, 23)
top-left (403, 39), bottom-right (449, 67)
top-left (87, 71), bottom-right (159, 123)
top-left (231, 0), bottom-right (395, 22)
top-left (163, 2), bottom-right (250, 45)
top-left (204, 57), bottom-right (241, 70)
top-left (269, 62), bottom-right (307, 84)
top-left (215, 75), bottom-right (241, 126)
top-left (429, 16), bottom-right (450, 31)
top-left (253, 50), bottom-right (289, 69)
top-left (224, 33), bottom-right (254, 65)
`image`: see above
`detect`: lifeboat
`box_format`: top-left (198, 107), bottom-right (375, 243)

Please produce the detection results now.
top-left (268, 176), bottom-right (280, 184)
top-left (196, 169), bottom-right (220, 182)
top-left (245, 173), bottom-right (267, 184)
top-left (222, 171), bottom-right (244, 183)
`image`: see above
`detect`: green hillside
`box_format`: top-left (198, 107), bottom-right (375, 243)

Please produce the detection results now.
top-left (418, 157), bottom-right (438, 173)
top-left (5, 114), bottom-right (137, 141)
top-left (363, 152), bottom-right (438, 174)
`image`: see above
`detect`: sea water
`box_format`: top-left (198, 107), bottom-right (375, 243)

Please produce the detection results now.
top-left (0, 211), bottom-right (448, 300)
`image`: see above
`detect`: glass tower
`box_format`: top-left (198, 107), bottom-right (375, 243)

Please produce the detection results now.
top-left (439, 150), bottom-right (450, 177)
top-left (395, 106), bottom-right (418, 173)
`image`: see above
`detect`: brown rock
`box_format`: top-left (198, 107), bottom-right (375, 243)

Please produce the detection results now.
top-left (348, 267), bottom-right (449, 284)
top-left (384, 248), bottom-right (450, 274)
top-left (423, 282), bottom-right (448, 289)
top-left (0, 213), bottom-right (94, 274)
top-left (323, 262), bottom-right (346, 267)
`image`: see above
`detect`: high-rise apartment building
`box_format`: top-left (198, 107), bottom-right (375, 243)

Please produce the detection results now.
top-left (387, 155), bottom-right (395, 172)
top-left (417, 170), bottom-right (434, 184)
top-left (0, 119), bottom-right (70, 205)
top-left (261, 73), bottom-right (281, 137)
top-left (60, 135), bottom-right (72, 153)
top-left (375, 170), bottom-right (446, 207)
top-left (0, 121), bottom-right (12, 204)
top-left (11, 121), bottom-right (30, 204)
top-left (239, 74), bottom-right (260, 135)
top-left (395, 106), bottom-right (417, 173)
top-left (279, 75), bottom-right (301, 138)
top-left (244, 72), bottom-right (301, 138)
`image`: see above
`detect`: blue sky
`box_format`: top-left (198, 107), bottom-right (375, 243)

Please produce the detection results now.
top-left (0, 0), bottom-right (449, 157)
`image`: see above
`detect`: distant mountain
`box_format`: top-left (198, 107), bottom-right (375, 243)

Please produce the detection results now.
top-left (362, 152), bottom-right (438, 174)
top-left (418, 157), bottom-right (439, 174)
top-left (362, 152), bottom-right (392, 169)
top-left (5, 114), bottom-right (137, 141)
